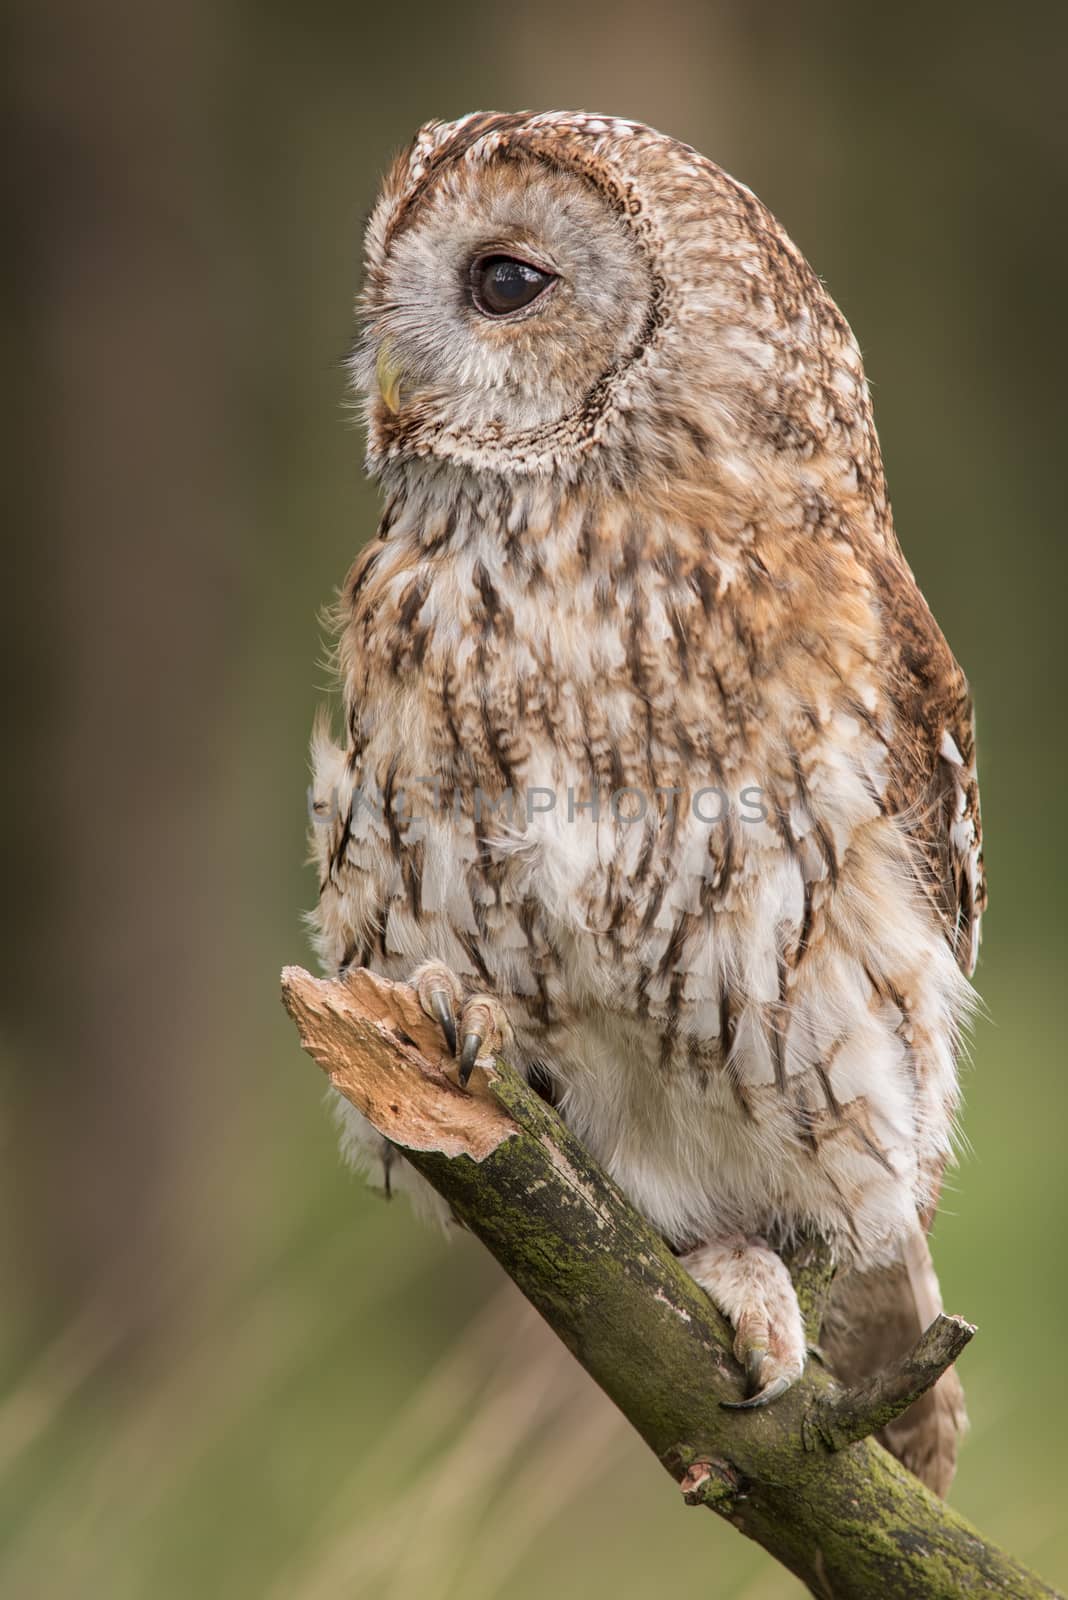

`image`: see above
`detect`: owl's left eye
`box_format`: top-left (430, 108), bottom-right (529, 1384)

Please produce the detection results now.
top-left (469, 254), bottom-right (556, 318)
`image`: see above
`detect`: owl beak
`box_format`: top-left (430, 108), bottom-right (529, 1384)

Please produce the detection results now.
top-left (376, 340), bottom-right (405, 414)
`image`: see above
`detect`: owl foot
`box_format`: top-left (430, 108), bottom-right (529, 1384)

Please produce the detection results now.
top-left (410, 961), bottom-right (514, 1087)
top-left (681, 1237), bottom-right (806, 1409)
top-left (411, 961), bottom-right (462, 1056)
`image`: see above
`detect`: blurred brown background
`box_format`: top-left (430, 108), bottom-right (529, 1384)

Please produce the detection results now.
top-left (5, 1), bottom-right (1067, 1594)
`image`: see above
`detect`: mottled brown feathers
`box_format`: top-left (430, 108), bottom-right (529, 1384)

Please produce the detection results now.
top-left (311, 111), bottom-right (983, 1494)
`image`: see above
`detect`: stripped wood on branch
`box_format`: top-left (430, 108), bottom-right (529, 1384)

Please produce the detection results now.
top-left (282, 964), bottom-right (1061, 1600)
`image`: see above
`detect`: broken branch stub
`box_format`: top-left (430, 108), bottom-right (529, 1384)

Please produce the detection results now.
top-left (281, 965), bottom-right (1059, 1600)
top-left (280, 965), bottom-right (516, 1162)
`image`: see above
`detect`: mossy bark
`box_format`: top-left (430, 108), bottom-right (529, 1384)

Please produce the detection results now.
top-left (282, 965), bottom-right (1062, 1600)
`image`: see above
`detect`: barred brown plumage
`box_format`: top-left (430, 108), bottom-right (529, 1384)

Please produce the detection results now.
top-left (309, 111), bottom-right (983, 1496)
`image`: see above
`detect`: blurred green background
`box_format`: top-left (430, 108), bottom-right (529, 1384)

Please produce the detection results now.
top-left (5, 1), bottom-right (1067, 1594)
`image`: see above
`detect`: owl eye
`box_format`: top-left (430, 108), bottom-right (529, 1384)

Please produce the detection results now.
top-left (469, 254), bottom-right (556, 317)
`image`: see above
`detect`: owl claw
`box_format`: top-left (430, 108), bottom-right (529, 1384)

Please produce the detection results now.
top-left (455, 995), bottom-right (514, 1088)
top-left (722, 1374), bottom-right (794, 1411)
top-left (409, 965), bottom-right (513, 1090)
top-left (459, 1032), bottom-right (482, 1086)
top-left (430, 990), bottom-right (458, 1055)
top-left (681, 1236), bottom-right (807, 1413)
top-left (726, 1341), bottom-right (796, 1410)
top-left (410, 961), bottom-right (464, 1057)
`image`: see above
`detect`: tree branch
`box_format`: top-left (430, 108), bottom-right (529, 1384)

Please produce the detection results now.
top-left (281, 964), bottom-right (1062, 1600)
top-left (803, 1314), bottom-right (976, 1456)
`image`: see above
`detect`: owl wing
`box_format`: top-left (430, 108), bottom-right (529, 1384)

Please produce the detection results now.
top-left (871, 546), bottom-right (986, 977)
top-left (823, 548), bottom-right (980, 1496)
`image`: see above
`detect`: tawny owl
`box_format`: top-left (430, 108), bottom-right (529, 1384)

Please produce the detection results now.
top-left (309, 112), bottom-right (985, 1497)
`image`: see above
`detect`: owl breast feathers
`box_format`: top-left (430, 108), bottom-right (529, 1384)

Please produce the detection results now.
top-left (309, 112), bottom-right (984, 1494)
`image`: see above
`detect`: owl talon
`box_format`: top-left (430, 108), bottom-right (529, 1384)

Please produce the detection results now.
top-left (459, 1032), bottom-right (482, 1086)
top-left (681, 1236), bottom-right (806, 1412)
top-left (430, 990), bottom-right (458, 1055)
top-left (454, 995), bottom-right (514, 1089)
top-left (722, 1374), bottom-right (794, 1411)
top-left (409, 967), bottom-right (513, 1087)
top-left (410, 961), bottom-right (464, 1055)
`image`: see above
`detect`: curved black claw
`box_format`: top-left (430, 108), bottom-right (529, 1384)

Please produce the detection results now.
top-left (430, 989), bottom-right (457, 1056)
top-left (458, 1031), bottom-right (482, 1087)
top-left (721, 1374), bottom-right (793, 1411)
top-left (746, 1347), bottom-right (768, 1391)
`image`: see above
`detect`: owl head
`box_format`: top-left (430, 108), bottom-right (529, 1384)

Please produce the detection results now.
top-left (352, 111), bottom-right (874, 501)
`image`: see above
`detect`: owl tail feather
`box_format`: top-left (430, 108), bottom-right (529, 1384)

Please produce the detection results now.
top-left (821, 1226), bottom-right (968, 1498)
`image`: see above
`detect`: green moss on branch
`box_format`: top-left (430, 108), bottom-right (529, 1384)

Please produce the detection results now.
top-left (282, 965), bottom-right (1061, 1600)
